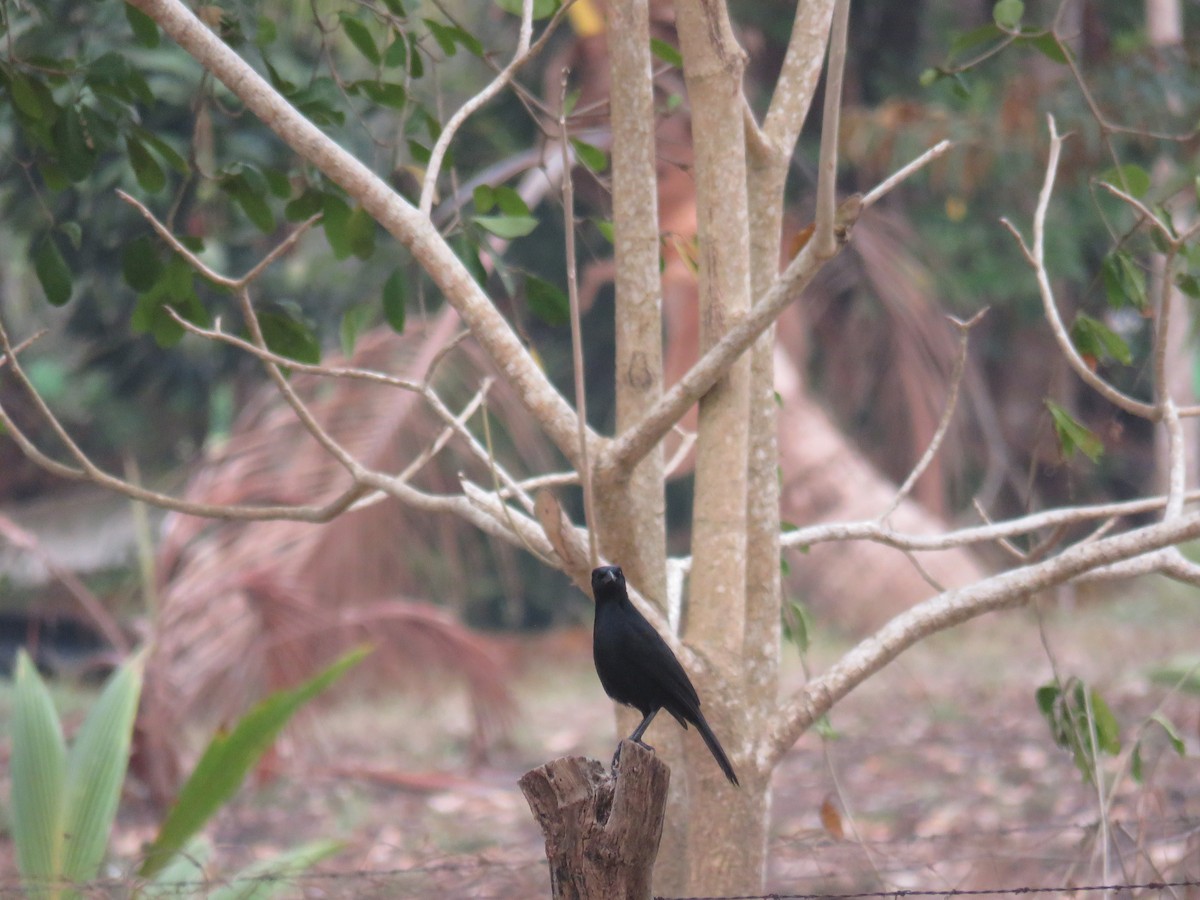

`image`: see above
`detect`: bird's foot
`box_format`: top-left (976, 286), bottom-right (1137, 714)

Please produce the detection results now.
top-left (611, 739), bottom-right (656, 776)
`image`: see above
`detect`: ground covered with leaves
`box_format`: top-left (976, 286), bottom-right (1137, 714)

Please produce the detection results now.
top-left (2, 580), bottom-right (1198, 898)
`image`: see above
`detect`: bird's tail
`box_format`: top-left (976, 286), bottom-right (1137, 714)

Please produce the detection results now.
top-left (694, 713), bottom-right (739, 786)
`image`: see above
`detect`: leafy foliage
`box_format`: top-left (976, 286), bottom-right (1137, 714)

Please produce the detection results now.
top-left (1035, 677), bottom-right (1120, 783)
top-left (10, 650), bottom-right (143, 897)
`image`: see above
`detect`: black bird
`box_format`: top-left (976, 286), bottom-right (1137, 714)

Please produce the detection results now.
top-left (591, 564), bottom-right (739, 786)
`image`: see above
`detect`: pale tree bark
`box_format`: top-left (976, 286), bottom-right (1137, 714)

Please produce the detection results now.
top-left (591, 0), bottom-right (684, 888)
top-left (673, 0), bottom-right (756, 890)
top-left (1146, 0), bottom-right (1197, 493)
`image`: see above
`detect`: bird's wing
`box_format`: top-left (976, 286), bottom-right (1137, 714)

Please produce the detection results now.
top-left (620, 613), bottom-right (702, 715)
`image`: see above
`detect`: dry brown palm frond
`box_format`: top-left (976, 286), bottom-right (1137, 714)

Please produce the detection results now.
top-left (800, 208), bottom-right (967, 517)
top-left (140, 311), bottom-right (545, 803)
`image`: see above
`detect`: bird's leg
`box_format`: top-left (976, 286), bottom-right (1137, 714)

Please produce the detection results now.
top-left (611, 709), bottom-right (660, 775)
top-left (627, 709), bottom-right (659, 750)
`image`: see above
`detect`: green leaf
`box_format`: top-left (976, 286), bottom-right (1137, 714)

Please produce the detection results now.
top-left (992, 0), bottom-right (1024, 30)
top-left (125, 3), bottom-right (160, 47)
top-left (918, 67), bottom-right (943, 88)
top-left (1045, 399), bottom-right (1104, 462)
top-left (948, 23), bottom-right (1003, 60)
top-left (340, 14), bottom-right (381, 65)
top-left (1024, 30), bottom-right (1068, 63)
top-left (650, 37), bottom-right (682, 68)
top-left (52, 106), bottom-right (96, 182)
top-left (346, 206), bottom-right (376, 259)
top-left (9, 73), bottom-right (49, 120)
top-left (1101, 250), bottom-right (1147, 310)
top-left (139, 648), bottom-right (369, 878)
top-left (255, 15), bottom-right (278, 47)
top-left (135, 128), bottom-right (190, 176)
top-left (285, 188), bottom-right (325, 222)
top-left (493, 186), bottom-right (530, 216)
top-left (357, 79), bottom-right (407, 109)
top-left (1070, 312), bottom-right (1132, 365)
top-left (1099, 164), bottom-right (1151, 199)
top-left (34, 234), bottom-right (72, 306)
top-left (525, 274), bottom-right (569, 326)
top-left (594, 218), bottom-right (615, 243)
top-left (339, 304), bottom-right (372, 357)
top-left (473, 184), bottom-right (496, 213)
top-left (1088, 689), bottom-right (1120, 756)
top-left (781, 600), bottom-right (811, 655)
top-left (11, 650), bottom-right (68, 892)
top-left (407, 139), bottom-right (431, 164)
top-left (407, 33), bottom-right (424, 77)
top-left (425, 18), bottom-right (458, 56)
top-left (61, 653), bottom-right (144, 884)
top-left (1177, 273), bottom-right (1200, 300)
top-left (132, 256), bottom-right (208, 348)
top-left (127, 136), bottom-right (167, 192)
top-left (570, 138), bottom-right (608, 172)
top-left (1148, 712), bottom-right (1187, 757)
top-left (383, 34), bottom-right (408, 68)
top-left (493, 0), bottom-right (559, 20)
top-left (474, 214), bottom-right (538, 239)
top-left (257, 304), bottom-right (322, 365)
top-left (122, 236), bottom-right (164, 292)
top-left (322, 194), bottom-right (354, 259)
top-left (382, 269), bottom-right (407, 333)
top-left (1131, 741), bottom-right (1144, 783)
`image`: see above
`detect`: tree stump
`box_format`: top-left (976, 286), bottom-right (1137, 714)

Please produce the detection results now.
top-left (519, 740), bottom-right (670, 900)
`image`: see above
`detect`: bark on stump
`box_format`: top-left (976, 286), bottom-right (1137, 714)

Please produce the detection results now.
top-left (519, 740), bottom-right (670, 899)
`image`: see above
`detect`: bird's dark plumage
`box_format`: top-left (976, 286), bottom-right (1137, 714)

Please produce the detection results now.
top-left (591, 564), bottom-right (739, 786)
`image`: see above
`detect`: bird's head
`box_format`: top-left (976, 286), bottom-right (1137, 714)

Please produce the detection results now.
top-left (591, 565), bottom-right (625, 601)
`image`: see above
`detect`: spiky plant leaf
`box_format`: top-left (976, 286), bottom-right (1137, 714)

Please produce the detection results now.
top-left (140, 647), bottom-right (368, 877)
top-left (11, 650), bottom-right (68, 899)
top-left (61, 652), bottom-right (145, 885)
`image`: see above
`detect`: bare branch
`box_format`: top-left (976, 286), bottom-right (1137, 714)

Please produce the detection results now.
top-left (418, 0), bottom-right (542, 215)
top-left (761, 509), bottom-right (1200, 768)
top-left (810, 0), bottom-right (849, 258)
top-left (126, 0), bottom-right (594, 468)
top-left (1016, 117), bottom-right (1156, 419)
top-left (0, 513), bottom-right (130, 654)
top-left (596, 195), bottom-right (862, 482)
top-left (760, 0), bottom-right (836, 154)
top-left (781, 489), bottom-right (1200, 555)
top-left (880, 309), bottom-right (986, 521)
top-left (118, 189), bottom-right (320, 287)
top-left (861, 140), bottom-right (955, 210)
top-left (0, 319), bottom-right (367, 521)
top-left (559, 68), bottom-right (598, 569)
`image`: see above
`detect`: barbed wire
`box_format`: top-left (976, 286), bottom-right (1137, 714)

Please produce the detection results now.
top-left (1, 815), bottom-right (1195, 897)
top-left (657, 880), bottom-right (1200, 900)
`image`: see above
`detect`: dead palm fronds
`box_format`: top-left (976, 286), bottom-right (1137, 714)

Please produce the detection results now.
top-left (139, 312), bottom-right (546, 803)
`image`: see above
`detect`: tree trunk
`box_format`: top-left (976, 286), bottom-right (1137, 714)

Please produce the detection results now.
top-left (519, 741), bottom-right (670, 900)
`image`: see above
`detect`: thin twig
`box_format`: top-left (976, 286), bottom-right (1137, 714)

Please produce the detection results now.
top-left (810, 0), bottom-right (849, 258)
top-left (118, 189), bottom-right (320, 287)
top-left (418, 0), bottom-right (539, 215)
top-left (1008, 117), bottom-right (1156, 420)
top-left (880, 309), bottom-right (986, 521)
top-left (559, 67), bottom-right (598, 569)
top-left (861, 140), bottom-right (954, 209)
top-left (781, 489), bottom-right (1200, 555)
